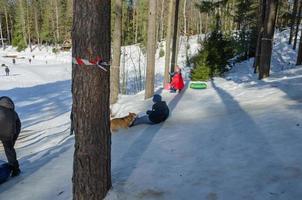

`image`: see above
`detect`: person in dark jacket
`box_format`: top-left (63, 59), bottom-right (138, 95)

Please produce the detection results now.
top-left (131, 94), bottom-right (169, 126)
top-left (5, 66), bottom-right (10, 76)
top-left (0, 97), bottom-right (21, 177)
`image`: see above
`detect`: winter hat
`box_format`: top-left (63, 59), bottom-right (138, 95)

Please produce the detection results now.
top-left (175, 66), bottom-right (181, 72)
top-left (152, 94), bottom-right (162, 103)
top-left (0, 96), bottom-right (15, 110)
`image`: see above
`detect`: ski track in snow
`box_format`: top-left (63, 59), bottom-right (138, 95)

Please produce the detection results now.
top-left (0, 32), bottom-right (301, 199)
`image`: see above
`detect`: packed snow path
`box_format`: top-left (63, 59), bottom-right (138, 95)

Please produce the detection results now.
top-left (1, 68), bottom-right (302, 199)
top-left (107, 75), bottom-right (302, 200)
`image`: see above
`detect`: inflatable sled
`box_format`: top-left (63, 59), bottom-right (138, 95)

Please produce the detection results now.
top-left (190, 82), bottom-right (207, 89)
top-left (0, 161), bottom-right (11, 184)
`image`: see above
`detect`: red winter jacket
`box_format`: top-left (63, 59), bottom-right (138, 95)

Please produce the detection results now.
top-left (171, 72), bottom-right (184, 90)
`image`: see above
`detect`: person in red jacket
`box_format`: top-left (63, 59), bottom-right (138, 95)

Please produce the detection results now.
top-left (170, 66), bottom-right (184, 93)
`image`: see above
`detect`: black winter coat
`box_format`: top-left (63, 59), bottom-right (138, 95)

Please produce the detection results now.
top-left (0, 106), bottom-right (21, 142)
top-left (148, 101), bottom-right (169, 123)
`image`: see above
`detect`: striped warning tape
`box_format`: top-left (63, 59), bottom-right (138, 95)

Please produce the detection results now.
top-left (72, 57), bottom-right (110, 72)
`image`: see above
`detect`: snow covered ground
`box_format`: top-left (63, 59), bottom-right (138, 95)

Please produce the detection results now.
top-left (0, 31), bottom-right (302, 200)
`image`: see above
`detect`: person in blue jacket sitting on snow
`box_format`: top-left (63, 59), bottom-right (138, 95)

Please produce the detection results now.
top-left (131, 94), bottom-right (169, 126)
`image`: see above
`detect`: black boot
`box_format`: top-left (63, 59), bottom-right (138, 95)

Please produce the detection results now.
top-left (10, 166), bottom-right (21, 177)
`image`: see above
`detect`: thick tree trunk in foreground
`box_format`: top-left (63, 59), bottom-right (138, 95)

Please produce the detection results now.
top-left (293, 1), bottom-right (302, 50)
top-left (72, 0), bottom-right (111, 199)
top-left (145, 0), bottom-right (157, 99)
top-left (289, 0), bottom-right (299, 45)
top-left (296, 25), bottom-right (302, 65)
top-left (253, 0), bottom-right (266, 73)
top-left (110, 0), bottom-right (123, 104)
top-left (171, 0), bottom-right (180, 75)
top-left (0, 19), bottom-right (4, 49)
top-left (259, 0), bottom-right (278, 79)
top-left (164, 0), bottom-right (174, 87)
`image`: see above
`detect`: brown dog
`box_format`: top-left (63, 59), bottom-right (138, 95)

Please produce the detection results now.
top-left (110, 112), bottom-right (137, 132)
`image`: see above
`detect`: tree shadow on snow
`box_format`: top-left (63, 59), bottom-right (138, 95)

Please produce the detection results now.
top-left (0, 80), bottom-right (72, 129)
top-left (0, 137), bottom-right (73, 193)
top-left (112, 83), bottom-right (189, 186)
top-left (229, 66), bottom-right (302, 104)
top-left (210, 80), bottom-right (298, 197)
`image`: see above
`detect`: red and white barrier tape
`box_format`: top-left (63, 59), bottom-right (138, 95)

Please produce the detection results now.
top-left (72, 57), bottom-right (110, 72)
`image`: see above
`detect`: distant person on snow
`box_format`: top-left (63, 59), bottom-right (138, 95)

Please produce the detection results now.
top-left (5, 66), bottom-right (10, 76)
top-left (170, 66), bottom-right (184, 93)
top-left (29, 58), bottom-right (32, 64)
top-left (12, 58), bottom-right (16, 65)
top-left (130, 94), bottom-right (169, 126)
top-left (0, 96), bottom-right (21, 177)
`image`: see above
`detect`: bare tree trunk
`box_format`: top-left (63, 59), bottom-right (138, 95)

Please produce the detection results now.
top-left (50, 0), bottom-right (56, 45)
top-left (4, 6), bottom-right (10, 45)
top-left (55, 0), bottom-right (60, 43)
top-left (0, 16), bottom-right (4, 49)
top-left (160, 0), bottom-right (165, 41)
top-left (183, 0), bottom-right (190, 66)
top-left (122, 47), bottom-right (126, 94)
top-left (164, 0), bottom-right (174, 86)
top-left (26, 3), bottom-right (32, 51)
top-left (110, 0), bottom-right (123, 104)
top-left (10, 15), bottom-right (13, 44)
top-left (72, 0), bottom-right (111, 199)
top-left (34, 6), bottom-right (40, 46)
top-left (289, 0), bottom-right (298, 45)
top-left (18, 0), bottom-right (27, 46)
top-left (145, 0), bottom-right (157, 99)
top-left (253, 0), bottom-right (266, 73)
top-left (171, 0), bottom-right (181, 74)
top-left (259, 0), bottom-right (278, 79)
top-left (205, 13), bottom-right (209, 34)
top-left (296, 26), bottom-right (302, 65)
top-left (183, 0), bottom-right (187, 36)
top-left (293, 1), bottom-right (302, 50)
top-left (199, 12), bottom-right (202, 34)
top-left (134, 7), bottom-right (139, 43)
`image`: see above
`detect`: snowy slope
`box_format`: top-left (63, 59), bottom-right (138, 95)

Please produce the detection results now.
top-left (0, 31), bottom-right (301, 200)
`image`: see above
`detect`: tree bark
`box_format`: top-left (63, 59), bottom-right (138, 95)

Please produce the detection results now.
top-left (50, 0), bottom-right (56, 45)
top-left (160, 0), bottom-right (165, 41)
top-left (4, 6), bottom-right (10, 45)
top-left (171, 0), bottom-right (181, 74)
top-left (34, 5), bottom-right (40, 46)
top-left (296, 26), bottom-right (302, 65)
top-left (134, 7), bottom-right (139, 43)
top-left (293, 1), bottom-right (302, 50)
top-left (110, 0), bottom-right (123, 104)
top-left (55, 0), bottom-right (60, 43)
top-left (253, 0), bottom-right (266, 73)
top-left (183, 0), bottom-right (187, 36)
top-left (259, 0), bottom-right (278, 79)
top-left (9, 15), bottom-right (13, 43)
top-left (18, 0), bottom-right (27, 46)
top-left (0, 18), bottom-right (4, 49)
top-left (164, 0), bottom-right (174, 87)
top-left (26, 3), bottom-right (32, 51)
top-left (145, 0), bottom-right (157, 99)
top-left (72, 0), bottom-right (111, 199)
top-left (289, 0), bottom-right (299, 45)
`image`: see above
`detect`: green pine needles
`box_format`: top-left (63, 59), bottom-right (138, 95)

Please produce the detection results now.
top-left (190, 31), bottom-right (235, 81)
